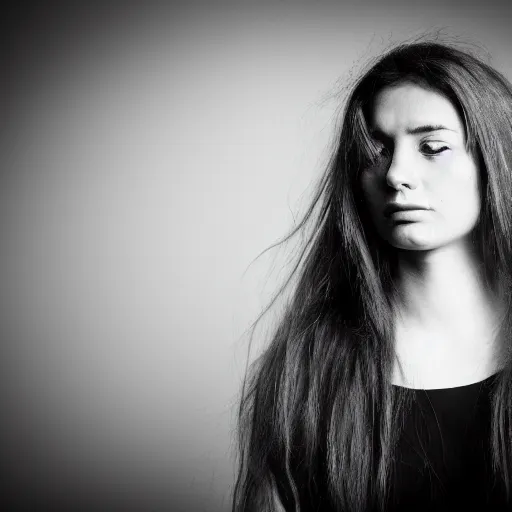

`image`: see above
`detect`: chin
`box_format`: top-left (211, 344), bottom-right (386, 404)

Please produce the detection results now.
top-left (384, 225), bottom-right (441, 251)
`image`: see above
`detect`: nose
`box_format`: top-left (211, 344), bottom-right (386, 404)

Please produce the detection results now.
top-left (385, 147), bottom-right (419, 191)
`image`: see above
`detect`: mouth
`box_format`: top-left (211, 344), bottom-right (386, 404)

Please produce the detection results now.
top-left (388, 210), bottom-right (429, 223)
top-left (384, 203), bottom-right (430, 218)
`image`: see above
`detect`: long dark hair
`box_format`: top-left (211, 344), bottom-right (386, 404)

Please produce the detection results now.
top-left (232, 39), bottom-right (512, 511)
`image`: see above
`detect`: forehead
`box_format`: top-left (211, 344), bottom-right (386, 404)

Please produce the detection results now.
top-left (370, 82), bottom-right (464, 134)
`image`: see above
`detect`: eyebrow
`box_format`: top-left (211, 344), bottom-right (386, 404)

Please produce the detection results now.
top-left (406, 124), bottom-right (457, 135)
top-left (371, 124), bottom-right (457, 138)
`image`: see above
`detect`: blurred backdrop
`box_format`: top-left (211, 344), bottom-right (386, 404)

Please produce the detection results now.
top-left (1, 1), bottom-right (511, 510)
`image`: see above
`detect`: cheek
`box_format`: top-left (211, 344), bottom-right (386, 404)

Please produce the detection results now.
top-left (360, 173), bottom-right (383, 212)
top-left (434, 160), bottom-right (481, 219)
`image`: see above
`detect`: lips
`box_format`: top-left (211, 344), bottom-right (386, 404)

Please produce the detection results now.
top-left (384, 203), bottom-right (429, 218)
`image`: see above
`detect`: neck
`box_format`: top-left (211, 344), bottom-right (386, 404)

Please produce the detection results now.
top-left (391, 238), bottom-right (504, 335)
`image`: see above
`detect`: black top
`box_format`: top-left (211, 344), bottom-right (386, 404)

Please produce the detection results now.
top-left (390, 373), bottom-right (509, 511)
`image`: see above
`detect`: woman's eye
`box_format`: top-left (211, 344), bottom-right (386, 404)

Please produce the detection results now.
top-left (420, 142), bottom-right (450, 155)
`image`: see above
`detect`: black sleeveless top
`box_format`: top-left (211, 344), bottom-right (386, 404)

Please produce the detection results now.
top-left (390, 373), bottom-right (510, 511)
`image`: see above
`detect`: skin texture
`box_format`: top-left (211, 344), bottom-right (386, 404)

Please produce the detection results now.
top-left (360, 82), bottom-right (481, 252)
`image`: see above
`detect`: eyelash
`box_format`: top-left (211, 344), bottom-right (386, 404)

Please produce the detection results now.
top-left (374, 141), bottom-right (450, 158)
top-left (420, 142), bottom-right (450, 156)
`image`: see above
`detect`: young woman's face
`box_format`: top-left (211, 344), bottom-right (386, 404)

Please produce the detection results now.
top-left (360, 82), bottom-right (481, 251)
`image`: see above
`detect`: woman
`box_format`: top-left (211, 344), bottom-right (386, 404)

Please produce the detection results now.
top-left (232, 40), bottom-right (512, 511)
